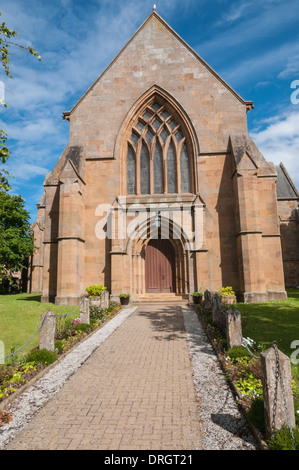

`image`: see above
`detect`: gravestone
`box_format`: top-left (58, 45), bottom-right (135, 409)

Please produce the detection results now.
top-left (80, 297), bottom-right (90, 324)
top-left (212, 293), bottom-right (226, 330)
top-left (39, 310), bottom-right (56, 351)
top-left (100, 289), bottom-right (110, 309)
top-left (260, 344), bottom-right (296, 437)
top-left (226, 307), bottom-right (242, 349)
top-left (204, 290), bottom-right (212, 308)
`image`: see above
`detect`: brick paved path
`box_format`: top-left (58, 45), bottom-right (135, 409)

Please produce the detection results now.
top-left (6, 305), bottom-right (202, 450)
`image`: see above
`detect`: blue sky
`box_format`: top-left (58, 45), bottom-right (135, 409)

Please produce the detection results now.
top-left (1, 0), bottom-right (299, 222)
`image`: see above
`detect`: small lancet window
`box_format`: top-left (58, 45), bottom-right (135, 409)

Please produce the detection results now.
top-left (140, 143), bottom-right (150, 194)
top-left (154, 142), bottom-right (163, 194)
top-left (167, 140), bottom-right (176, 193)
top-left (127, 145), bottom-right (136, 195)
top-left (180, 143), bottom-right (190, 193)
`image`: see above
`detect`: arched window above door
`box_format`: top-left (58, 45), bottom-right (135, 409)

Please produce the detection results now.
top-left (126, 99), bottom-right (192, 195)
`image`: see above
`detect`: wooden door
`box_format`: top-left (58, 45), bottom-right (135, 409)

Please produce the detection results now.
top-left (145, 239), bottom-right (175, 293)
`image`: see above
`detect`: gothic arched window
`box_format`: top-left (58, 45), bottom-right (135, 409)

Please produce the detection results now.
top-left (126, 100), bottom-right (192, 195)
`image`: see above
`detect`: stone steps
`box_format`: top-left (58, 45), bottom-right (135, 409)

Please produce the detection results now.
top-left (131, 294), bottom-right (189, 305)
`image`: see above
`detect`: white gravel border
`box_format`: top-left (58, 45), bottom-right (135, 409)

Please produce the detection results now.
top-left (0, 306), bottom-right (137, 450)
top-left (1, 304), bottom-right (259, 451)
top-left (182, 306), bottom-right (258, 450)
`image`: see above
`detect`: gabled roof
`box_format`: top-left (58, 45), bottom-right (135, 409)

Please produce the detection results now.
top-left (276, 163), bottom-right (299, 199)
top-left (63, 10), bottom-right (253, 120)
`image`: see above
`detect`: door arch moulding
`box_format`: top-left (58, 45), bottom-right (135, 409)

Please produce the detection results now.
top-left (126, 213), bottom-right (194, 297)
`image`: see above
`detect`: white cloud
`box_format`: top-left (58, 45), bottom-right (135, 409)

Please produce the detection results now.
top-left (250, 111), bottom-right (299, 187)
top-left (8, 162), bottom-right (50, 181)
top-left (0, 116), bottom-right (59, 142)
top-left (220, 1), bottom-right (251, 23)
top-left (221, 41), bottom-right (299, 85)
top-left (278, 54), bottom-right (299, 79)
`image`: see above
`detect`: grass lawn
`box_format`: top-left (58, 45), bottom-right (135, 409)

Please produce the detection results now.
top-left (236, 288), bottom-right (299, 358)
top-left (0, 293), bottom-right (79, 362)
top-left (1, 288), bottom-right (298, 365)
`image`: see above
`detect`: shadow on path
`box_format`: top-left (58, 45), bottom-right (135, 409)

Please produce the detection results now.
top-left (138, 305), bottom-right (187, 342)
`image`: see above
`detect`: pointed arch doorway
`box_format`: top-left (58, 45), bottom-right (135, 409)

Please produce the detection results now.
top-left (145, 239), bottom-right (176, 293)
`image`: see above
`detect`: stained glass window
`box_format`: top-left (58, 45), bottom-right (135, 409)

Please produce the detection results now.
top-left (127, 145), bottom-right (136, 194)
top-left (160, 127), bottom-right (169, 142)
top-left (136, 120), bottom-right (145, 132)
top-left (154, 143), bottom-right (163, 194)
top-left (152, 102), bottom-right (161, 111)
top-left (146, 129), bottom-right (154, 145)
top-left (126, 101), bottom-right (191, 195)
top-left (180, 143), bottom-right (190, 193)
top-left (169, 119), bottom-right (178, 131)
top-left (167, 140), bottom-right (176, 193)
top-left (140, 143), bottom-right (149, 194)
top-left (143, 110), bottom-right (152, 121)
top-left (152, 118), bottom-right (161, 130)
top-left (175, 129), bottom-right (184, 142)
top-left (130, 131), bottom-right (139, 148)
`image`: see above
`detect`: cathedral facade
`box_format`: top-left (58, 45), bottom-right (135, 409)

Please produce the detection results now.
top-left (28, 11), bottom-right (299, 304)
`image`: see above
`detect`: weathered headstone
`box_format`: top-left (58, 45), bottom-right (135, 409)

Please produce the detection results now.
top-left (39, 310), bottom-right (56, 351)
top-left (100, 289), bottom-right (110, 309)
top-left (212, 293), bottom-right (226, 330)
top-left (260, 344), bottom-right (296, 437)
top-left (204, 290), bottom-right (212, 308)
top-left (80, 297), bottom-right (90, 324)
top-left (226, 307), bottom-right (242, 349)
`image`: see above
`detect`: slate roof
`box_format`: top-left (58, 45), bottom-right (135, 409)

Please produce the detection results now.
top-left (276, 163), bottom-right (299, 199)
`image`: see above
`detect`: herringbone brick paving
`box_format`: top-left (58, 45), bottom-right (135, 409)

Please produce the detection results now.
top-left (6, 305), bottom-right (202, 450)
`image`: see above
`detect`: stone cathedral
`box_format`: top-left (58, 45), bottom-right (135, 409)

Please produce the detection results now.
top-left (28, 11), bottom-right (299, 305)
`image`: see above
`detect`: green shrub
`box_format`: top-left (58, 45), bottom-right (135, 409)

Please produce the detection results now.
top-left (218, 286), bottom-right (236, 297)
top-left (0, 364), bottom-right (14, 383)
top-left (86, 284), bottom-right (106, 298)
top-left (55, 317), bottom-right (76, 340)
top-left (235, 374), bottom-right (263, 399)
top-left (192, 291), bottom-right (203, 297)
top-left (26, 348), bottom-right (57, 365)
top-left (109, 301), bottom-right (120, 310)
top-left (90, 306), bottom-right (107, 323)
top-left (54, 340), bottom-right (64, 354)
top-left (246, 397), bottom-right (265, 434)
top-left (226, 345), bottom-right (251, 362)
top-left (74, 323), bottom-right (93, 334)
top-left (267, 426), bottom-right (299, 450)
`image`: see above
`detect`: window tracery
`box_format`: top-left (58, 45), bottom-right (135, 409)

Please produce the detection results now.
top-left (126, 100), bottom-right (191, 195)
